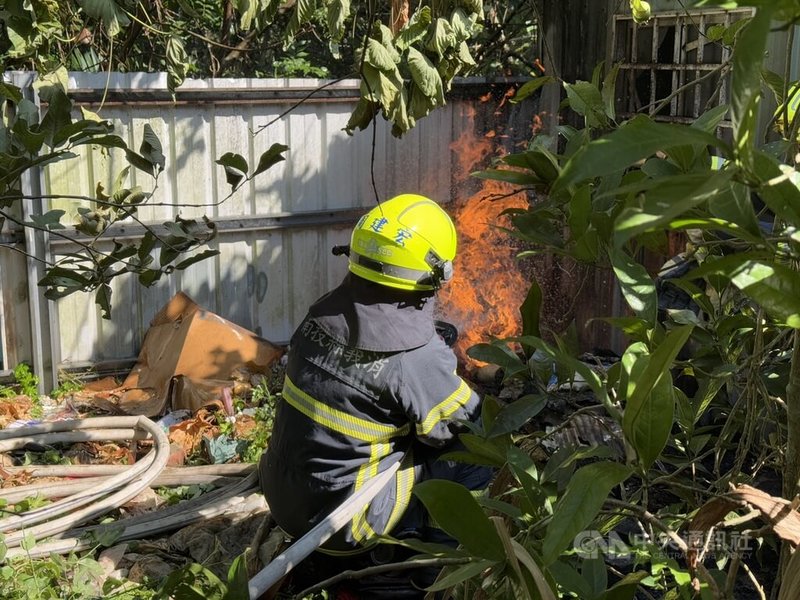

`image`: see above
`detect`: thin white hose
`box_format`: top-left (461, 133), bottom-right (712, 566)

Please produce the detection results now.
top-left (2, 474), bottom-right (263, 560)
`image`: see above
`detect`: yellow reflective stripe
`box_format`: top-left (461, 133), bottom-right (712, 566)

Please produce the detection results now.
top-left (416, 377), bottom-right (472, 436)
top-left (385, 451), bottom-right (415, 533)
top-left (283, 376), bottom-right (407, 442)
top-left (351, 443), bottom-right (391, 543)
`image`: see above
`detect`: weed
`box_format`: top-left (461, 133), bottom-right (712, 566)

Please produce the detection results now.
top-left (0, 364), bottom-right (42, 418)
top-left (0, 532), bottom-right (156, 599)
top-left (51, 371), bottom-right (84, 400)
top-left (155, 484), bottom-right (215, 506)
top-left (240, 392), bottom-right (279, 464)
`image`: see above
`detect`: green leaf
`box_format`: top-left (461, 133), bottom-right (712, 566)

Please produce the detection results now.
top-left (96, 283), bottom-right (112, 319)
top-left (609, 248), bottom-right (656, 325)
top-left (216, 152), bottom-right (249, 190)
top-left (74, 134), bottom-right (127, 149)
top-left (19, 531), bottom-right (37, 552)
top-left (487, 395), bottom-right (546, 438)
top-left (467, 343), bottom-right (527, 379)
top-left (407, 47), bottom-right (444, 99)
top-left (166, 35), bottom-right (189, 93)
top-left (553, 115), bottom-right (726, 193)
top-left (0, 82), bottom-right (23, 103)
top-left (512, 76), bottom-right (554, 104)
top-left (597, 316), bottom-right (650, 344)
top-left (692, 103), bottom-right (730, 134)
top-left (253, 143), bottom-right (289, 177)
top-left (12, 119), bottom-right (46, 153)
top-left (285, 0), bottom-right (317, 45)
top-left (27, 209), bottom-right (65, 230)
top-left (564, 80), bottom-right (608, 128)
top-left (621, 344), bottom-right (675, 468)
top-left (365, 37), bottom-right (399, 72)
top-left (602, 63), bottom-right (621, 122)
top-left (175, 249), bottom-right (220, 271)
top-left (730, 6), bottom-right (772, 168)
top-left (426, 560), bottom-right (493, 592)
top-left (78, 0), bottom-right (131, 36)
top-left (413, 480), bottom-right (505, 561)
top-left (542, 462), bottom-right (631, 564)
top-left (693, 257), bottom-right (800, 327)
top-left (225, 553), bottom-right (249, 600)
top-left (426, 17), bottom-right (455, 57)
top-left (506, 445), bottom-right (545, 510)
top-left (236, 0), bottom-right (258, 30)
top-left (501, 148), bottom-right (560, 183)
top-left (395, 6), bottom-right (432, 50)
top-left (707, 181), bottom-right (762, 236)
top-left (622, 326), bottom-right (692, 467)
top-left (520, 280), bottom-right (542, 338)
top-left (614, 170), bottom-right (733, 246)
top-left (472, 168), bottom-right (544, 186)
top-left (753, 151), bottom-right (800, 225)
top-left (139, 123), bottom-right (165, 171)
top-left (761, 69), bottom-right (786, 105)
top-left (327, 0), bottom-right (350, 43)
top-left (598, 570), bottom-right (650, 600)
top-left (125, 150), bottom-right (155, 177)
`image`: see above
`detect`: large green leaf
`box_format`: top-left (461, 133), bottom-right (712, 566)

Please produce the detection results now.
top-left (166, 35), bottom-right (189, 93)
top-left (693, 257), bottom-right (800, 327)
top-left (78, 0), bottom-right (131, 37)
top-left (621, 344), bottom-right (676, 468)
top-left (609, 248), bottom-right (656, 325)
top-left (553, 115), bottom-right (726, 193)
top-left (407, 47), bottom-right (443, 99)
top-left (216, 152), bottom-right (248, 190)
top-left (326, 0), bottom-right (350, 44)
top-left (512, 76), bottom-right (555, 104)
top-left (730, 5), bottom-right (773, 167)
top-left (541, 462), bottom-right (631, 564)
top-left (365, 37), bottom-right (399, 72)
top-left (467, 342), bottom-right (527, 379)
top-left (253, 143), bottom-right (289, 177)
top-left (625, 324), bottom-right (692, 410)
top-left (613, 170), bottom-right (733, 246)
top-left (413, 480), bottom-right (505, 561)
top-left (564, 80), bottom-right (608, 128)
top-left (139, 124), bottom-right (165, 171)
top-left (753, 151), bottom-right (800, 225)
top-left (487, 395), bottom-right (546, 438)
top-left (520, 279), bottom-right (542, 339)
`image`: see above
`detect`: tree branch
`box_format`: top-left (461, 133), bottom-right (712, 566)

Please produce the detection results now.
top-left (293, 557), bottom-right (473, 599)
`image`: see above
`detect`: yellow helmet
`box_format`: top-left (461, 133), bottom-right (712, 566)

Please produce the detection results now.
top-left (348, 194), bottom-right (457, 291)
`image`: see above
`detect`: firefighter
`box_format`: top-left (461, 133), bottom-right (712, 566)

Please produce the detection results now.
top-left (259, 193), bottom-right (491, 591)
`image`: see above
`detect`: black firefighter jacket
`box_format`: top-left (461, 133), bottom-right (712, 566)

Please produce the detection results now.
top-left (259, 273), bottom-right (480, 553)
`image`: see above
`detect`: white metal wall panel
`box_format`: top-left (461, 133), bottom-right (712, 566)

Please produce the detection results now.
top-left (5, 72), bottom-right (527, 380)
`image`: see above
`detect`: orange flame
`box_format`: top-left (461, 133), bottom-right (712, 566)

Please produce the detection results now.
top-left (438, 107), bottom-right (530, 366)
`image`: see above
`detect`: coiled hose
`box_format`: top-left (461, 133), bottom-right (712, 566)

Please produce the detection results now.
top-left (0, 416), bottom-right (170, 551)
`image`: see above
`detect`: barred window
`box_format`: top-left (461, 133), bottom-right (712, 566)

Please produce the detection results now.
top-left (611, 8), bottom-right (753, 124)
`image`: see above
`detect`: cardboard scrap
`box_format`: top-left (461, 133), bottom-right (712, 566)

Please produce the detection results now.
top-left (0, 396), bottom-right (35, 428)
top-left (728, 484), bottom-right (800, 545)
top-left (686, 483), bottom-right (800, 568)
top-left (114, 292), bottom-right (284, 417)
top-left (167, 408), bottom-right (219, 457)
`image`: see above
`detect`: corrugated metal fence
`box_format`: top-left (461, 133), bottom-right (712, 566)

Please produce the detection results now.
top-left (1, 73), bottom-right (539, 390)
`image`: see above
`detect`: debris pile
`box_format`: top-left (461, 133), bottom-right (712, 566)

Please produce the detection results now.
top-left (0, 292), bottom-right (285, 587)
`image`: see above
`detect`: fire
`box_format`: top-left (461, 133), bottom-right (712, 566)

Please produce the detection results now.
top-left (438, 106), bottom-right (530, 367)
